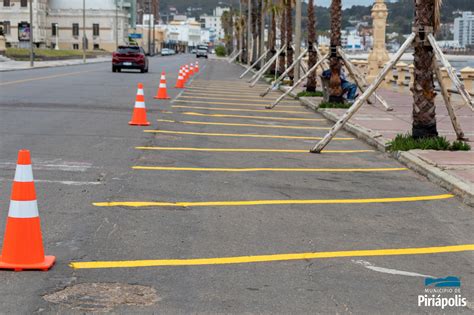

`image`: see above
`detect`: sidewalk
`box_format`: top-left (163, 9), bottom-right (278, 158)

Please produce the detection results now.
top-left (0, 55), bottom-right (111, 72)
top-left (281, 85), bottom-right (474, 206)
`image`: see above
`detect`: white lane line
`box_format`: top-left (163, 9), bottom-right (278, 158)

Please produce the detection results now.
top-left (352, 260), bottom-right (434, 278)
top-left (0, 159), bottom-right (94, 172)
top-left (0, 178), bottom-right (101, 186)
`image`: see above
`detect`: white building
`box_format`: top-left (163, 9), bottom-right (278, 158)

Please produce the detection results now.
top-left (454, 11), bottom-right (474, 48)
top-left (199, 6), bottom-right (229, 43)
top-left (0, 0), bottom-right (129, 51)
top-left (162, 18), bottom-right (202, 50)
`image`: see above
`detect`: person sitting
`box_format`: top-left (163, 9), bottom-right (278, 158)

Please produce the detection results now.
top-left (322, 69), bottom-right (358, 103)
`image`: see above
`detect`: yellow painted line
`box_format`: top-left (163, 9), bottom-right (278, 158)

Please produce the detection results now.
top-left (182, 112), bottom-right (324, 122)
top-left (135, 147), bottom-right (374, 154)
top-left (187, 87), bottom-right (267, 93)
top-left (0, 70), bottom-right (96, 86)
top-left (177, 95), bottom-right (296, 103)
top-left (173, 100), bottom-right (299, 108)
top-left (70, 244), bottom-right (474, 269)
top-left (156, 119), bottom-right (331, 130)
top-left (132, 166), bottom-right (408, 172)
top-left (173, 105), bottom-right (307, 114)
top-left (93, 194), bottom-right (454, 208)
top-left (143, 130), bottom-right (353, 141)
top-left (182, 90), bottom-right (281, 97)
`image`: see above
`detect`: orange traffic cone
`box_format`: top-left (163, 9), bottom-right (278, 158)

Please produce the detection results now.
top-left (195, 62), bottom-right (200, 73)
top-left (175, 68), bottom-right (185, 88)
top-left (129, 83), bottom-right (150, 126)
top-left (0, 150), bottom-right (55, 271)
top-left (189, 64), bottom-right (195, 76)
top-left (154, 71), bottom-right (171, 99)
top-left (184, 66), bottom-right (190, 82)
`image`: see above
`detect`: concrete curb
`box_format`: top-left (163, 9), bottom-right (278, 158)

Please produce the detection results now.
top-left (233, 59), bottom-right (473, 206)
top-left (0, 57), bottom-right (111, 72)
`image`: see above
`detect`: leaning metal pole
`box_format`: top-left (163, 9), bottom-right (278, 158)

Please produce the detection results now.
top-left (228, 49), bottom-right (243, 63)
top-left (266, 53), bottom-right (329, 109)
top-left (310, 32), bottom-right (416, 153)
top-left (260, 47), bottom-right (308, 97)
top-left (240, 49), bottom-right (269, 78)
top-left (248, 44), bottom-right (286, 85)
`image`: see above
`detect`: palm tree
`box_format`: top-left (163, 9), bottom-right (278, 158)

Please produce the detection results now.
top-left (278, 1), bottom-right (286, 75)
top-left (306, 0), bottom-right (317, 92)
top-left (329, 0), bottom-right (343, 102)
top-left (221, 10), bottom-right (235, 55)
top-left (266, 0), bottom-right (281, 75)
top-left (412, 0), bottom-right (440, 138)
top-left (285, 0), bottom-right (294, 84)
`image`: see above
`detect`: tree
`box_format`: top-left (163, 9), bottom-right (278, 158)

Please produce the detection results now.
top-left (306, 0), bottom-right (317, 92)
top-left (266, 0), bottom-right (281, 75)
top-left (285, 0), bottom-right (294, 84)
top-left (411, 0), bottom-right (440, 138)
top-left (221, 10), bottom-right (235, 55)
top-left (329, 0), bottom-right (343, 102)
top-left (278, 1), bottom-right (286, 75)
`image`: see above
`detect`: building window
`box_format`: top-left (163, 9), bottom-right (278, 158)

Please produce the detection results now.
top-left (3, 21), bottom-right (10, 34)
top-left (3, 0), bottom-right (10, 7)
top-left (52, 23), bottom-right (58, 36)
top-left (93, 43), bottom-right (99, 50)
top-left (20, 0), bottom-right (27, 7)
top-left (72, 23), bottom-right (79, 36)
top-left (73, 43), bottom-right (79, 50)
top-left (93, 23), bottom-right (99, 36)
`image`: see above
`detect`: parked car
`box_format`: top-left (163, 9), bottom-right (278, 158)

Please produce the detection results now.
top-left (191, 48), bottom-right (197, 54)
top-left (196, 45), bottom-right (208, 58)
top-left (112, 45), bottom-right (148, 73)
top-left (161, 48), bottom-right (172, 56)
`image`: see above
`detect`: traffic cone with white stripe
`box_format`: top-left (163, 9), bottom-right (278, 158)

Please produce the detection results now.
top-left (129, 83), bottom-right (150, 126)
top-left (189, 64), bottom-right (195, 76)
top-left (0, 150), bottom-right (55, 271)
top-left (154, 71), bottom-right (171, 99)
top-left (175, 68), bottom-right (185, 88)
top-left (195, 61), bottom-right (200, 73)
top-left (184, 65), bottom-right (190, 82)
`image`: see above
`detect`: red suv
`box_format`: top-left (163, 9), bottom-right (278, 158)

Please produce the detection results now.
top-left (112, 46), bottom-right (149, 73)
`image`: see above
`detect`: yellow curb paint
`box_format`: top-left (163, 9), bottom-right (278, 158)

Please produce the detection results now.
top-left (0, 70), bottom-right (96, 86)
top-left (135, 146), bottom-right (374, 153)
top-left (132, 166), bottom-right (408, 172)
top-left (173, 100), bottom-right (299, 108)
top-left (69, 244), bottom-right (473, 269)
top-left (183, 112), bottom-right (324, 122)
top-left (156, 119), bottom-right (331, 130)
top-left (93, 194), bottom-right (454, 208)
top-left (172, 105), bottom-right (307, 114)
top-left (143, 130), bottom-right (353, 141)
top-left (177, 95), bottom-right (296, 103)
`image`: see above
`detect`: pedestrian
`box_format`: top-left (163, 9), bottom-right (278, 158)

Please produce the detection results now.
top-left (322, 68), bottom-right (358, 103)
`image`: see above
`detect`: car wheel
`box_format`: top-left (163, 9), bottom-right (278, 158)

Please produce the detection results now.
top-left (140, 68), bottom-right (145, 73)
top-left (144, 67), bottom-right (149, 73)
top-left (112, 66), bottom-right (116, 72)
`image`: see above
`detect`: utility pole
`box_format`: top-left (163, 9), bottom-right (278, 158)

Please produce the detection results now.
top-left (55, 23), bottom-right (59, 50)
top-left (152, 0), bottom-right (157, 56)
top-left (239, 0), bottom-right (243, 62)
top-left (294, 0), bottom-right (302, 81)
top-left (115, 0), bottom-right (118, 49)
top-left (247, 0), bottom-right (251, 65)
top-left (29, 0), bottom-right (33, 67)
top-left (148, 0), bottom-right (151, 55)
top-left (83, 0), bottom-right (86, 63)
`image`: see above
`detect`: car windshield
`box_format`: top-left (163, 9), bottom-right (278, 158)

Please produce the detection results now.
top-left (117, 46), bottom-right (140, 54)
top-left (197, 46), bottom-right (208, 51)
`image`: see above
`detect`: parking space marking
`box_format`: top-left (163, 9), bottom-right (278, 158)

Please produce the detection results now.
top-left (173, 105), bottom-right (308, 114)
top-left (182, 91), bottom-right (283, 97)
top-left (156, 119), bottom-right (331, 130)
top-left (172, 100), bottom-right (299, 108)
top-left (177, 95), bottom-right (297, 103)
top-left (93, 194), bottom-right (454, 208)
top-left (182, 112), bottom-right (324, 121)
top-left (184, 88), bottom-right (280, 96)
top-left (132, 166), bottom-right (408, 172)
top-left (143, 130), bottom-right (353, 141)
top-left (69, 244), bottom-right (474, 269)
top-left (186, 87), bottom-right (267, 93)
top-left (135, 146), bottom-right (374, 153)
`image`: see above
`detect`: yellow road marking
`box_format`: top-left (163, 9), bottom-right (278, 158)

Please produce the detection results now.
top-left (156, 119), bottom-right (331, 130)
top-left (183, 112), bottom-right (324, 121)
top-left (70, 244), bottom-right (474, 269)
top-left (173, 105), bottom-right (307, 114)
top-left (135, 147), bottom-right (374, 153)
top-left (132, 166), bottom-right (408, 172)
top-left (143, 130), bottom-right (353, 141)
top-left (177, 95), bottom-right (296, 103)
top-left (186, 87), bottom-right (267, 93)
top-left (182, 90), bottom-right (281, 97)
top-left (93, 194), bottom-right (453, 208)
top-left (0, 70), bottom-right (96, 86)
top-left (173, 100), bottom-right (298, 108)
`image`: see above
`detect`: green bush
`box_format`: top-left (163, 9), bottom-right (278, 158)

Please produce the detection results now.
top-left (387, 134), bottom-right (471, 152)
top-left (297, 90), bottom-right (324, 98)
top-left (5, 48), bottom-right (108, 60)
top-left (318, 101), bottom-right (351, 109)
top-left (215, 46), bottom-right (226, 57)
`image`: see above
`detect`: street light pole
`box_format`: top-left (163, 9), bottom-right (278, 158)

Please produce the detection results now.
top-left (55, 23), bottom-right (59, 50)
top-left (29, 0), bottom-right (34, 67)
top-left (148, 0), bottom-right (151, 55)
top-left (247, 0), bottom-right (251, 65)
top-left (82, 0), bottom-right (86, 63)
top-left (115, 0), bottom-right (118, 49)
top-left (294, 0), bottom-right (302, 81)
top-left (239, 0), bottom-right (242, 62)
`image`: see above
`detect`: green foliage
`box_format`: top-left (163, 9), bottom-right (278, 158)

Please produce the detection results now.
top-left (297, 91), bottom-right (323, 98)
top-left (387, 134), bottom-right (471, 152)
top-left (215, 46), bottom-right (226, 57)
top-left (319, 102), bottom-right (351, 109)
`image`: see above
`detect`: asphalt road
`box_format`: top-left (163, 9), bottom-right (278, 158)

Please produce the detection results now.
top-left (0, 54), bottom-right (473, 314)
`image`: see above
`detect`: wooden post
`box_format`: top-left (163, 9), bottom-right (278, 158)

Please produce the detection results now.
top-left (434, 62), bottom-right (466, 140)
top-left (310, 33), bottom-right (415, 153)
top-left (239, 49), bottom-right (269, 79)
top-left (260, 47), bottom-right (308, 97)
top-left (267, 53), bottom-right (329, 109)
top-left (427, 33), bottom-right (474, 110)
top-left (228, 49), bottom-right (243, 63)
top-left (248, 44), bottom-right (286, 84)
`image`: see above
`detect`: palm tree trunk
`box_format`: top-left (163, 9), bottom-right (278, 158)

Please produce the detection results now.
top-left (306, 0), bottom-right (317, 92)
top-left (412, 0), bottom-right (438, 138)
top-left (285, 0), bottom-right (294, 84)
top-left (329, 0), bottom-right (343, 102)
top-left (278, 7), bottom-right (286, 75)
top-left (251, 0), bottom-right (258, 63)
top-left (268, 7), bottom-right (277, 74)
